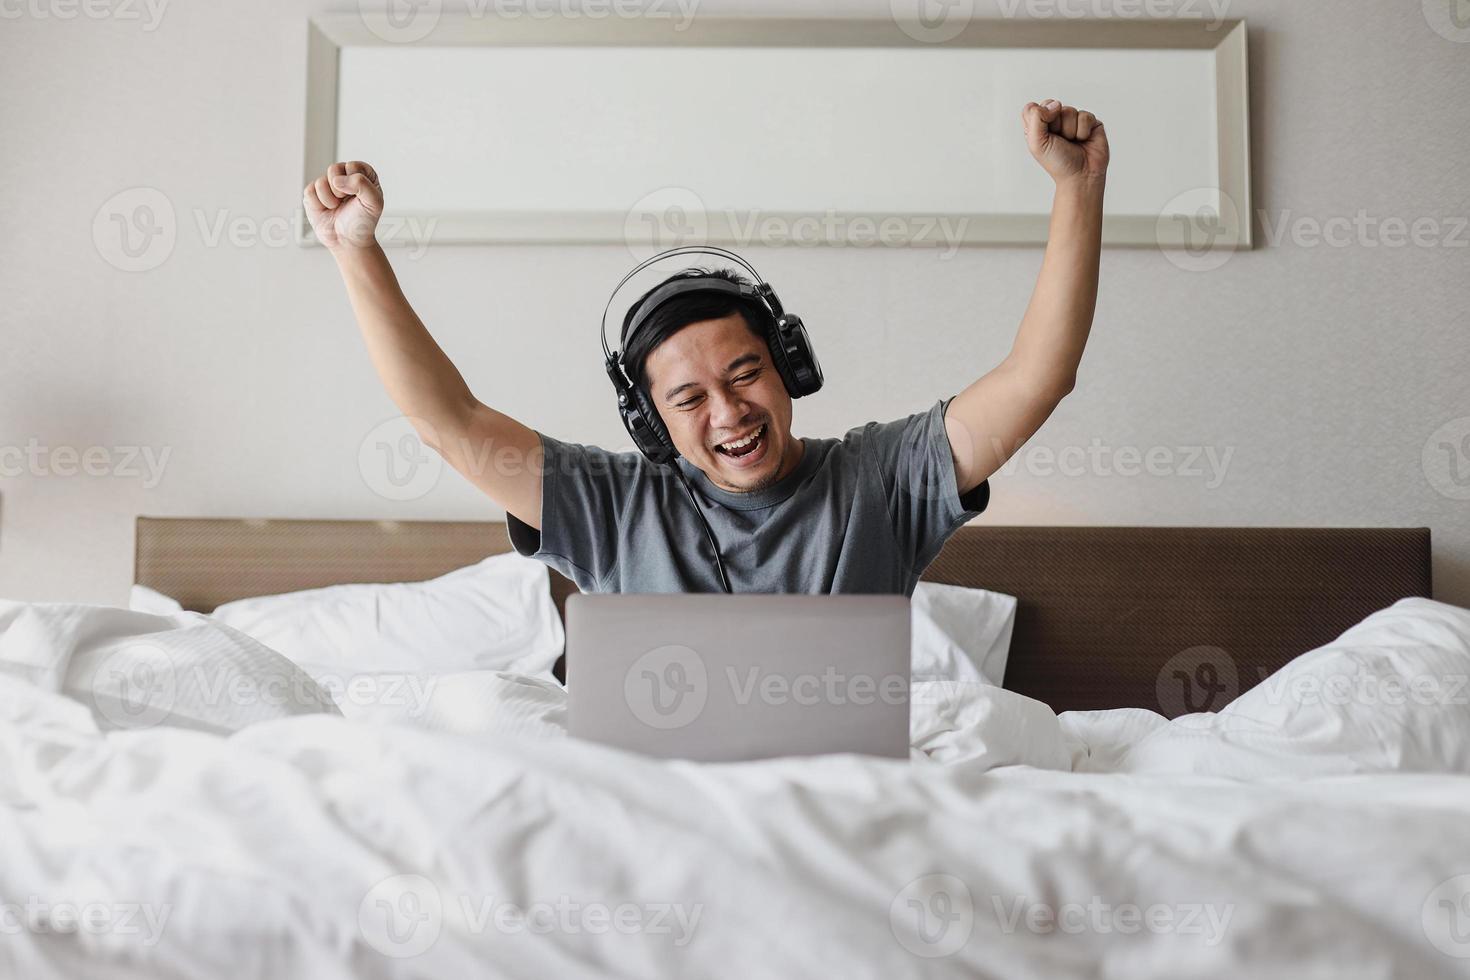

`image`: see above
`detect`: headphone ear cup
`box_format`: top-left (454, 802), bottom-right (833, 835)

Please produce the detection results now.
top-left (610, 355), bottom-right (678, 465)
top-left (764, 318), bottom-right (800, 395)
top-left (767, 314), bottom-right (824, 398)
top-left (629, 382), bottom-right (678, 464)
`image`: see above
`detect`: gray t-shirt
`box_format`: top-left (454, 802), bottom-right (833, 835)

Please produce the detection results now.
top-left (506, 395), bottom-right (990, 597)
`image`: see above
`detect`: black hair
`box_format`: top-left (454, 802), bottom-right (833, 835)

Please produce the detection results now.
top-left (619, 266), bottom-right (775, 396)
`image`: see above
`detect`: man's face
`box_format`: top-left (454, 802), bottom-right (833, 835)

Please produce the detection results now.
top-left (642, 313), bottom-right (802, 493)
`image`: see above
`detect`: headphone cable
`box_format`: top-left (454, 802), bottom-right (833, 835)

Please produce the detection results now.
top-left (671, 465), bottom-right (733, 594)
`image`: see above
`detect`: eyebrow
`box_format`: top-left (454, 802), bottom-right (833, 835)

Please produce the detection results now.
top-left (663, 353), bottom-right (762, 402)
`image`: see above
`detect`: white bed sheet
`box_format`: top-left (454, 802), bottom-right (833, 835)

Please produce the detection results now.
top-left (2, 598), bottom-right (1469, 979)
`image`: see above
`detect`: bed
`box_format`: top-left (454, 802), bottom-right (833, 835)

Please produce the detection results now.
top-left (0, 518), bottom-right (1464, 980)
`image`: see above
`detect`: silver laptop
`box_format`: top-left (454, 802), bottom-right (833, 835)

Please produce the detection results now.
top-left (566, 594), bottom-right (910, 762)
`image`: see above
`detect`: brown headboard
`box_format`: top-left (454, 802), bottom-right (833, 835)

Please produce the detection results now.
top-left (135, 518), bottom-right (1431, 717)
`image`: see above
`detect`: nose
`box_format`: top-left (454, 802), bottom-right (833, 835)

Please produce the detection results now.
top-left (706, 387), bottom-right (753, 434)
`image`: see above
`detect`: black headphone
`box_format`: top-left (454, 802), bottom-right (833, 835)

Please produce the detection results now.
top-left (600, 245), bottom-right (824, 466)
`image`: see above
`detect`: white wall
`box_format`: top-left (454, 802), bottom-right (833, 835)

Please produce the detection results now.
top-left (1, 0), bottom-right (1467, 607)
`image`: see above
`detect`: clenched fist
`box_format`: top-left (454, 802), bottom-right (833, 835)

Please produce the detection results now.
top-left (303, 160), bottom-right (382, 251)
top-left (1022, 100), bottom-right (1109, 185)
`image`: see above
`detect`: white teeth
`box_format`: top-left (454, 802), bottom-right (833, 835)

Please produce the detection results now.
top-left (719, 423), bottom-right (765, 452)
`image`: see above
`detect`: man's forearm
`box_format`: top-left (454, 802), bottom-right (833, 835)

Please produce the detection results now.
top-left (333, 243), bottom-right (475, 443)
top-left (1007, 176), bottom-right (1106, 394)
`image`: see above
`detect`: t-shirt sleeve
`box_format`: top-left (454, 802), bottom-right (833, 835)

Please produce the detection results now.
top-left (505, 432), bottom-right (637, 592)
top-left (860, 395), bottom-right (990, 576)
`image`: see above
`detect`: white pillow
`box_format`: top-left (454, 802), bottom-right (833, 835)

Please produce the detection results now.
top-left (0, 600), bottom-right (340, 735)
top-left (909, 680), bottom-right (1070, 770)
top-left (132, 552), bottom-right (564, 686)
top-left (129, 584), bottom-right (184, 615)
top-left (1212, 596), bottom-right (1470, 775)
top-left (133, 571), bottom-right (1004, 694)
top-left (910, 581), bottom-right (1017, 688)
top-left (1094, 597), bottom-right (1470, 779)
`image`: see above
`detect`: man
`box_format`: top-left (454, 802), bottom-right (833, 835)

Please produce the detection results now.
top-left (305, 98), bottom-right (1108, 598)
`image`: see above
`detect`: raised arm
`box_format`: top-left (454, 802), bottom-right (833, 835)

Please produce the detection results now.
top-left (304, 161), bottom-right (544, 527)
top-left (945, 99), bottom-right (1109, 495)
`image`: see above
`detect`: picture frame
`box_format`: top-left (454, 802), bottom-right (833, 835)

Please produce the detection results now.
top-left (301, 14), bottom-right (1251, 251)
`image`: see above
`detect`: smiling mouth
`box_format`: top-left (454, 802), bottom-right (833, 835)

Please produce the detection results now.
top-left (714, 422), bottom-right (767, 459)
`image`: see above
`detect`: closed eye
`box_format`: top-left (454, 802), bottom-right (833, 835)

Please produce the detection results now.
top-left (673, 370), bottom-right (762, 409)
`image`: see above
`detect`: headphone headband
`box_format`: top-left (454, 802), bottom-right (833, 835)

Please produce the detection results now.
top-left (600, 245), bottom-right (772, 364)
top-left (620, 277), bottom-right (762, 351)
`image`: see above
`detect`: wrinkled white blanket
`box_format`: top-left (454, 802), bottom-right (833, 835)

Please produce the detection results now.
top-left (2, 597), bottom-right (1469, 979)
